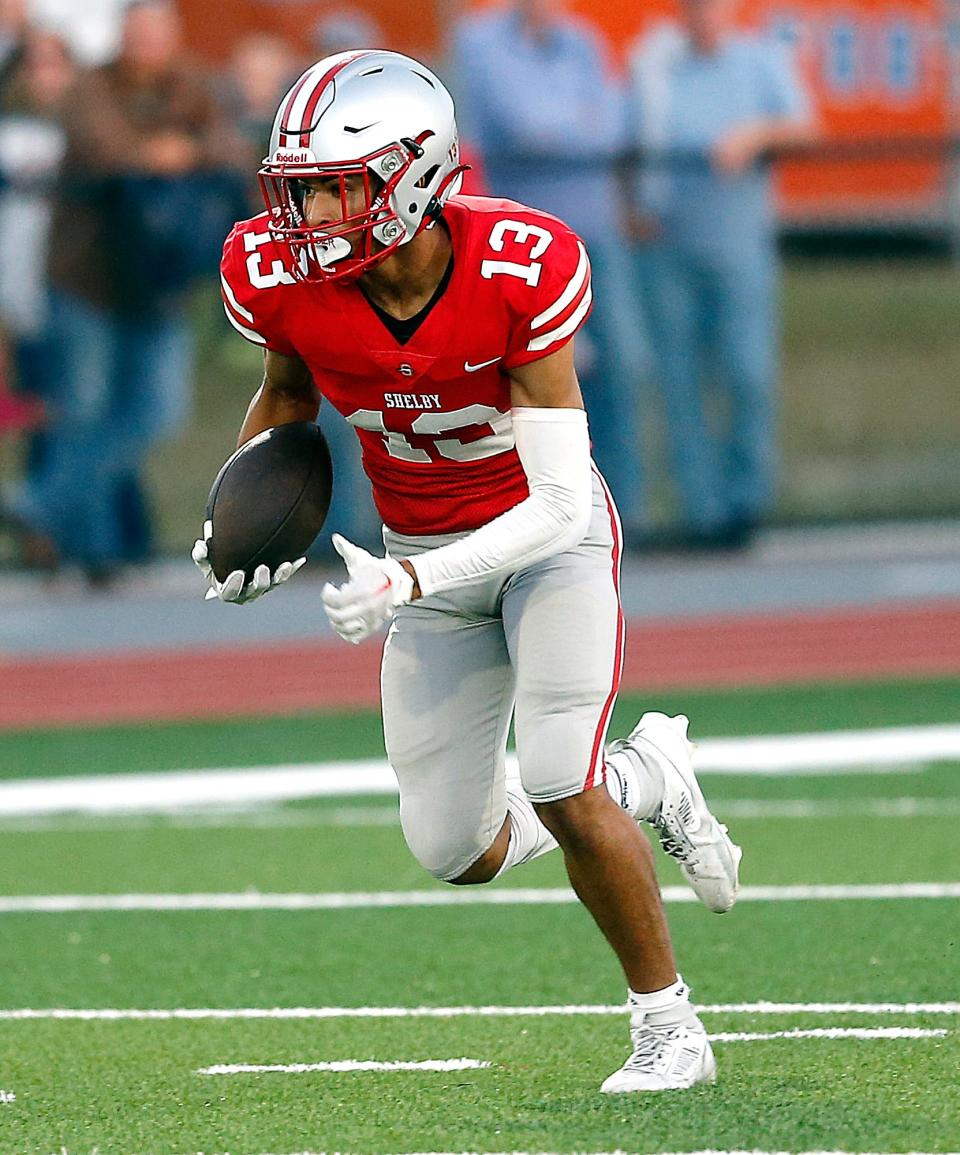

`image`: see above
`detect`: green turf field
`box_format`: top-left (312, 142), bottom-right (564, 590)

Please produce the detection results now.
top-left (1, 676), bottom-right (958, 1154)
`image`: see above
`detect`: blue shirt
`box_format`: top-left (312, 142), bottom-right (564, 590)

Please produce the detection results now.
top-left (628, 32), bottom-right (810, 257)
top-left (450, 9), bottom-right (625, 240)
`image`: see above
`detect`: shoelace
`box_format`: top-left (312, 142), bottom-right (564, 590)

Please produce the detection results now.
top-left (652, 807), bottom-right (700, 864)
top-left (657, 832), bottom-right (697, 862)
top-left (623, 1025), bottom-right (685, 1073)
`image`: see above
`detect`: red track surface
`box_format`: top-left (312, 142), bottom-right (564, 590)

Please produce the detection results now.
top-left (2, 599), bottom-right (959, 730)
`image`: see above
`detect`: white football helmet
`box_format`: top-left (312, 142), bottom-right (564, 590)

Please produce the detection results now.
top-left (259, 50), bottom-right (465, 281)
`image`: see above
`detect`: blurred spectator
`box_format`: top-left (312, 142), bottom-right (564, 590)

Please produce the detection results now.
top-left (29, 0), bottom-right (132, 66)
top-left (7, 0), bottom-right (234, 585)
top-left (311, 7), bottom-right (380, 57)
top-left (0, 0), bottom-right (28, 99)
top-left (450, 0), bottom-right (651, 544)
top-left (215, 32), bottom-right (298, 211)
top-left (627, 0), bottom-right (814, 549)
top-left (0, 30), bottom-right (73, 355)
top-left (0, 28), bottom-right (74, 494)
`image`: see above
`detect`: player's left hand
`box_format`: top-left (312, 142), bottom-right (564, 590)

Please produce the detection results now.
top-left (321, 533), bottom-right (415, 644)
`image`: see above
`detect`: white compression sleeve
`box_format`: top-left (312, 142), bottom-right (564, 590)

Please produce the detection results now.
top-left (411, 407), bottom-right (593, 598)
top-left (493, 784), bottom-right (559, 878)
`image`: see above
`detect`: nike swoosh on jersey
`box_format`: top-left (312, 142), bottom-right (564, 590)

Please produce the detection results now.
top-left (464, 357), bottom-right (502, 373)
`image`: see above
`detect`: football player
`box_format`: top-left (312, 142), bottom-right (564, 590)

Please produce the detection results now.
top-left (196, 50), bottom-right (741, 1093)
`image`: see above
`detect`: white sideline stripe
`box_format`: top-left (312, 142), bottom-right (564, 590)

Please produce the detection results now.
top-left (2, 882), bottom-right (959, 913)
top-left (0, 761), bottom-right (401, 816)
top-left (2, 1002), bottom-right (957, 1021)
top-left (709, 1027), bottom-right (947, 1041)
top-left (693, 724), bottom-right (960, 772)
top-left (295, 1151), bottom-right (960, 1155)
top-left (4, 723), bottom-right (958, 819)
top-left (3, 721), bottom-right (959, 817)
top-left (197, 1058), bottom-right (491, 1075)
top-left (194, 1031), bottom-right (945, 1076)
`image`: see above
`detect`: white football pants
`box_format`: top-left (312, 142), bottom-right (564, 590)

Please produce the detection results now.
top-left (380, 471), bottom-right (623, 882)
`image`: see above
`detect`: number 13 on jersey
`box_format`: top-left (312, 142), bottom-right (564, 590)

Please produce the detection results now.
top-left (480, 219), bottom-right (554, 287)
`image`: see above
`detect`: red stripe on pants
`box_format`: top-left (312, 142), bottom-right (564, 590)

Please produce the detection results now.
top-left (584, 470), bottom-right (624, 790)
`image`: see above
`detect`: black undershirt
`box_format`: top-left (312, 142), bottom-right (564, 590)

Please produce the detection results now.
top-left (362, 254), bottom-right (454, 346)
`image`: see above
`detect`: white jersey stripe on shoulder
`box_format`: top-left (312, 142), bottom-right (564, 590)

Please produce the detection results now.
top-left (527, 284), bottom-right (593, 353)
top-left (222, 302), bottom-right (267, 347)
top-left (530, 242), bottom-right (589, 331)
top-left (220, 273), bottom-right (255, 324)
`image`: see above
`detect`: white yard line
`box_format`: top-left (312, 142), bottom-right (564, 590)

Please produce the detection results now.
top-left (718, 797), bottom-right (960, 819)
top-left (194, 1030), bottom-right (945, 1077)
top-left (196, 1059), bottom-right (491, 1075)
top-left (1, 1002), bottom-right (957, 1021)
top-left (700, 1001), bottom-right (960, 1014)
top-left (0, 805), bottom-right (402, 833)
top-left (1, 722), bottom-right (958, 818)
top-left (708, 1027), bottom-right (947, 1041)
top-left (1, 796), bottom-right (958, 832)
top-left (318, 1145), bottom-right (960, 1155)
top-left (2, 882), bottom-right (959, 913)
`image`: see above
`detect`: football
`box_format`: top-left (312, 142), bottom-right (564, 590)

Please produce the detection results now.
top-left (205, 421), bottom-right (333, 583)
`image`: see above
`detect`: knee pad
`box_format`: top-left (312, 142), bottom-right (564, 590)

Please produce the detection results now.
top-left (399, 808), bottom-right (492, 883)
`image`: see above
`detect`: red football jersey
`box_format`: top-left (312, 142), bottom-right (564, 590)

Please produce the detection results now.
top-left (219, 195), bottom-right (593, 535)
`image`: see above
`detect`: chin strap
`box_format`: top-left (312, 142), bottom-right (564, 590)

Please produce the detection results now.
top-left (425, 163), bottom-right (470, 222)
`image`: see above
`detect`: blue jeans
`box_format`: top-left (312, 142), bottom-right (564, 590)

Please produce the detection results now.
top-left (575, 232), bottom-right (652, 538)
top-left (316, 403), bottom-right (382, 554)
top-left (12, 290), bottom-right (192, 566)
top-left (636, 239), bottom-right (779, 532)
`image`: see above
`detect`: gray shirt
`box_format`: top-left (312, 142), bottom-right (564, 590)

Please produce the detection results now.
top-left (450, 9), bottom-right (625, 241)
top-left (628, 30), bottom-right (810, 258)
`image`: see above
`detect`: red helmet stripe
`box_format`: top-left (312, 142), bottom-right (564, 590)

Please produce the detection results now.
top-left (279, 52), bottom-right (375, 149)
top-left (277, 69), bottom-right (317, 148)
top-left (295, 51), bottom-right (372, 147)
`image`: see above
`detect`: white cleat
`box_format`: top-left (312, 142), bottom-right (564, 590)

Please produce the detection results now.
top-left (600, 1020), bottom-right (717, 1093)
top-left (627, 712), bottom-right (742, 913)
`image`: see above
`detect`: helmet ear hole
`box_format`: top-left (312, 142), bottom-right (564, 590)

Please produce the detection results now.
top-left (414, 165), bottom-right (440, 190)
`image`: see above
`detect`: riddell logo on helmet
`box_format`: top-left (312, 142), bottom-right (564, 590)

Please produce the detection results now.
top-left (273, 150), bottom-right (313, 164)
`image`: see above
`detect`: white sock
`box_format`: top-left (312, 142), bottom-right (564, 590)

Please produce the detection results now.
top-left (605, 747), bottom-right (663, 821)
top-left (494, 785), bottom-right (558, 878)
top-left (627, 975), bottom-right (699, 1028)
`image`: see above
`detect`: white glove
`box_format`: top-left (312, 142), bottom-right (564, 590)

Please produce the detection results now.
top-left (321, 533), bottom-right (415, 644)
top-left (192, 520), bottom-right (306, 604)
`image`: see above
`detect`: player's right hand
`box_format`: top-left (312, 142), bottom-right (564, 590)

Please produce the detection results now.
top-left (192, 520), bottom-right (305, 604)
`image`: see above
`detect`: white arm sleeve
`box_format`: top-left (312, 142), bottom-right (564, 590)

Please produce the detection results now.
top-left (410, 407), bottom-right (593, 598)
